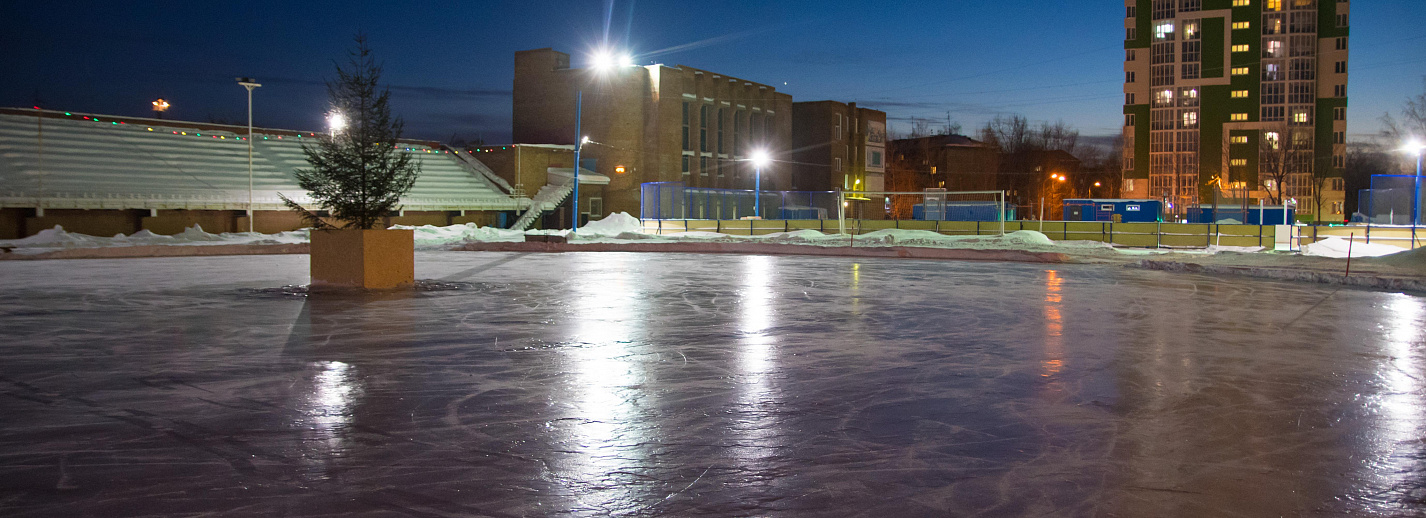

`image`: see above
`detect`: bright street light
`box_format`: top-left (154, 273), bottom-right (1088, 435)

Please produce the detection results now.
top-left (750, 150), bottom-right (771, 218)
top-left (1404, 139), bottom-right (1425, 226)
top-left (327, 112), bottom-right (347, 134)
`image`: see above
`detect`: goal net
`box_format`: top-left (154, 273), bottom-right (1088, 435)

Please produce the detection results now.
top-left (838, 189), bottom-right (1008, 236)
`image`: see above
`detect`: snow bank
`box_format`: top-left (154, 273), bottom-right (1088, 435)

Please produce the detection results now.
top-left (388, 223), bottom-right (524, 249)
top-left (574, 212), bottom-right (643, 237)
top-left (1299, 236), bottom-right (1408, 259)
top-left (0, 225), bottom-right (308, 253)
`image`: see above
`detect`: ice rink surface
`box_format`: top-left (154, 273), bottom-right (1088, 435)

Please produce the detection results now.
top-left (1, 251), bottom-right (1424, 516)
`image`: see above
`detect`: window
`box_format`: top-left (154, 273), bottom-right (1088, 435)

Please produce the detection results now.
top-left (1337, 14), bottom-right (1348, 27)
top-left (1126, 71), bottom-right (1136, 83)
top-left (1231, 159), bottom-right (1248, 166)
top-left (1265, 0), bottom-right (1283, 10)
top-left (1152, 43), bottom-right (1176, 64)
top-left (1263, 62), bottom-right (1283, 81)
top-left (682, 156), bottom-right (690, 176)
top-left (1232, 21), bottom-right (1251, 30)
top-left (1262, 106), bottom-right (1285, 121)
top-left (717, 108), bottom-right (725, 154)
top-left (1334, 107), bottom-right (1346, 120)
top-left (1264, 131), bottom-right (1281, 149)
top-left (1125, 114), bottom-right (1137, 126)
top-left (1289, 58), bottom-right (1315, 81)
top-left (1231, 113), bottom-right (1249, 121)
top-left (1232, 90), bottom-right (1249, 98)
top-left (681, 102), bottom-right (690, 151)
top-left (1331, 178), bottom-right (1345, 190)
top-left (1334, 61), bottom-right (1347, 74)
top-left (1127, 27), bottom-right (1137, 41)
top-left (834, 157), bottom-right (842, 172)
top-left (1181, 63), bottom-right (1200, 79)
top-left (1127, 49), bottom-right (1137, 61)
top-left (1232, 66), bottom-right (1250, 75)
top-left (1183, 19), bottom-right (1200, 40)
top-left (870, 150), bottom-right (883, 168)
top-left (1333, 84), bottom-right (1346, 97)
top-left (1126, 93), bottom-right (1136, 105)
top-left (1127, 5), bottom-right (1136, 17)
top-left (1263, 13), bottom-right (1285, 34)
top-left (834, 113), bottom-right (842, 141)
top-left (1232, 0), bottom-right (1249, 5)
top-left (1231, 136), bottom-right (1249, 144)
top-left (1152, 65), bottom-right (1175, 86)
top-left (1232, 44), bottom-right (1251, 52)
top-left (699, 156), bottom-right (708, 176)
top-left (1334, 155), bottom-right (1345, 168)
top-left (1178, 87), bottom-right (1199, 106)
top-left (1179, 0), bottom-right (1200, 12)
top-left (1290, 107), bottom-right (1312, 125)
top-left (1289, 11), bottom-right (1315, 33)
top-left (1332, 201), bottom-right (1343, 215)
top-left (733, 111), bottom-right (742, 156)
top-left (1287, 82), bottom-right (1314, 104)
top-left (1264, 39), bottom-right (1285, 58)
top-left (587, 197), bottom-right (603, 217)
top-left (1180, 110), bottom-right (1199, 129)
top-left (1334, 131), bottom-right (1345, 144)
top-left (1155, 21), bottom-right (1175, 40)
top-left (716, 158), bottom-right (724, 177)
top-left (1335, 37), bottom-right (1347, 51)
top-left (699, 105), bottom-right (708, 152)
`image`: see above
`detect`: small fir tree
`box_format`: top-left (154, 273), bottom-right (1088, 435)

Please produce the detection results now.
top-left (280, 35), bottom-right (419, 230)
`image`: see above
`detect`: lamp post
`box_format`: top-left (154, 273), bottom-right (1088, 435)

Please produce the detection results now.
top-left (151, 99), bottom-right (170, 119)
top-left (570, 49), bottom-right (630, 231)
top-left (236, 79), bottom-right (260, 232)
top-left (751, 150), bottom-right (771, 219)
top-left (1407, 140), bottom-right (1425, 226)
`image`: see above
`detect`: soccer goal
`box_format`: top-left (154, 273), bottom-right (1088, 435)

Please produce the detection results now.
top-left (837, 189), bottom-right (1008, 236)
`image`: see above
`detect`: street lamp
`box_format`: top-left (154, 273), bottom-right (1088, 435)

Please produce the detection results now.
top-left (236, 78), bottom-right (260, 232)
top-left (1405, 139), bottom-right (1426, 226)
top-left (570, 48), bottom-right (632, 232)
top-left (326, 112), bottom-right (347, 135)
top-left (151, 98), bottom-right (170, 119)
top-left (751, 150), bottom-right (771, 218)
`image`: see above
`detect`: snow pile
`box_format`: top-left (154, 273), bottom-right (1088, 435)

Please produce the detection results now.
top-left (1299, 236), bottom-right (1408, 259)
top-left (1367, 245), bottom-right (1426, 271)
top-left (0, 225), bottom-right (308, 253)
top-left (573, 212), bottom-right (644, 238)
top-left (388, 223), bottom-right (524, 249)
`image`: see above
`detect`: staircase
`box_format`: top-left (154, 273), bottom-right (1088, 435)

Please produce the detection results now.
top-left (510, 180), bottom-right (575, 230)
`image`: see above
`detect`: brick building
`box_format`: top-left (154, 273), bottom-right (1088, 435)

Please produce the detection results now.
top-left (512, 48), bottom-right (793, 222)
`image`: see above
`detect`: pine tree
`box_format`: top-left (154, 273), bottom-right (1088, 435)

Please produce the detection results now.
top-left (280, 35), bottom-right (420, 230)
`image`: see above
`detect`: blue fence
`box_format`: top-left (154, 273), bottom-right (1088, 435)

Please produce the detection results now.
top-left (641, 182), bottom-right (840, 220)
top-left (1355, 175), bottom-right (1426, 225)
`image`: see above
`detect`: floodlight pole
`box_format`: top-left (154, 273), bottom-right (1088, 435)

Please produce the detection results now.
top-left (572, 91), bottom-right (582, 232)
top-left (755, 163), bottom-right (763, 218)
top-left (238, 78), bottom-right (261, 233)
top-left (1415, 150), bottom-right (1423, 226)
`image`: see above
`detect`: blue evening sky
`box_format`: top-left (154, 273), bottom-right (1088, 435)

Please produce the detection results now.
top-left (2, 1), bottom-right (1423, 146)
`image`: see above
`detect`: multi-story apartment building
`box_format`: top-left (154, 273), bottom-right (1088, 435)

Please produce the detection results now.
top-left (789, 101), bottom-right (887, 194)
top-left (1123, 0), bottom-right (1349, 221)
top-left (513, 48), bottom-right (792, 220)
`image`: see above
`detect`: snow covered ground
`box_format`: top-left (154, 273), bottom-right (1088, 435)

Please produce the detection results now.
top-left (1, 212), bottom-right (1418, 264)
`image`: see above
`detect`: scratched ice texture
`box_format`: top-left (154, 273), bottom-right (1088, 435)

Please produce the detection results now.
top-left (0, 251), bottom-right (1423, 517)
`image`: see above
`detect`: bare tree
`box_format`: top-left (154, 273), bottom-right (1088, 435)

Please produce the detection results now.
top-left (1382, 78), bottom-right (1426, 144)
top-left (1258, 124), bottom-right (1291, 205)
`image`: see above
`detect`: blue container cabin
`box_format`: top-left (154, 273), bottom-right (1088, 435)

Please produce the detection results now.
top-left (1062, 199), bottom-right (1161, 223)
top-left (1185, 204), bottom-right (1295, 225)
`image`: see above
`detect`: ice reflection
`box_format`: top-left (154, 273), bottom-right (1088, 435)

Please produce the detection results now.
top-left (1366, 294), bottom-right (1425, 500)
top-left (734, 256), bottom-right (783, 465)
top-left (1042, 270), bottom-right (1065, 381)
top-left (560, 254), bottom-right (649, 511)
top-left (298, 361), bottom-right (361, 481)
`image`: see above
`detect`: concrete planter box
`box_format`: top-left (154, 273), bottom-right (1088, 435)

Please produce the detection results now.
top-left (310, 229), bottom-right (414, 290)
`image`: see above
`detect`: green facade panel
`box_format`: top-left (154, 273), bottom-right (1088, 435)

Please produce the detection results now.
top-left (1125, 104), bottom-right (1150, 180)
top-left (1229, 130), bottom-right (1261, 185)
top-left (1200, 85), bottom-right (1232, 188)
top-left (1202, 17), bottom-right (1226, 78)
top-left (1126, 0), bottom-right (1152, 49)
top-left (1316, 97), bottom-right (1347, 178)
top-left (1318, 2), bottom-right (1349, 39)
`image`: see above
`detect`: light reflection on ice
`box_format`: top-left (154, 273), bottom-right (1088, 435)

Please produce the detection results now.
top-left (299, 360), bottom-right (360, 481)
top-left (561, 254), bottom-right (649, 510)
top-left (734, 255), bottom-right (782, 465)
top-left (1042, 270), bottom-right (1065, 380)
top-left (1367, 294), bottom-right (1425, 500)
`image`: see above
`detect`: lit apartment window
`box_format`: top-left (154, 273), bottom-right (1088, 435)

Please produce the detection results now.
top-left (1232, 67), bottom-right (1250, 75)
top-left (1231, 113), bottom-right (1249, 121)
top-left (1332, 201), bottom-right (1343, 215)
top-left (1181, 111), bottom-right (1199, 128)
top-left (1232, 21), bottom-right (1251, 30)
top-left (1232, 0), bottom-right (1249, 5)
top-left (1292, 108), bottom-right (1311, 124)
top-left (1230, 159), bottom-right (1247, 166)
top-left (1232, 90), bottom-right (1249, 98)
top-left (1264, 131), bottom-right (1281, 149)
top-left (1231, 136), bottom-right (1249, 144)
top-left (1154, 21), bottom-right (1175, 40)
top-left (1264, 39), bottom-right (1284, 58)
top-left (1232, 44), bottom-right (1250, 52)
top-left (1265, 0), bottom-right (1282, 10)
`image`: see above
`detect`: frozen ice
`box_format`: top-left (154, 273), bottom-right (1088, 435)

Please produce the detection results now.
top-left (1, 251), bottom-right (1424, 516)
